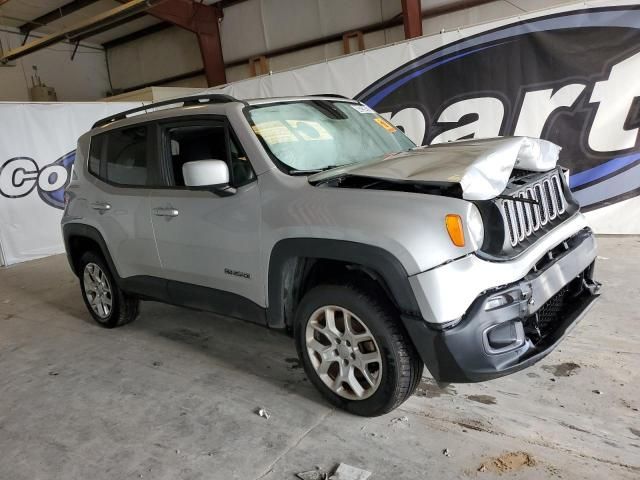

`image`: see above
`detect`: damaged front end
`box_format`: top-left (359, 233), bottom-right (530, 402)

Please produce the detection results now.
top-left (309, 135), bottom-right (602, 383)
top-left (404, 228), bottom-right (601, 383)
top-left (311, 136), bottom-right (578, 260)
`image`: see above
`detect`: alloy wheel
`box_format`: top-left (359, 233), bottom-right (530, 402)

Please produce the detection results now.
top-left (83, 262), bottom-right (113, 319)
top-left (305, 305), bottom-right (383, 400)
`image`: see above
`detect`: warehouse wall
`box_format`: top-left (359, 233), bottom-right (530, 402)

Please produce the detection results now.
top-left (106, 26), bottom-right (206, 91)
top-left (106, 0), bottom-right (580, 93)
top-left (0, 28), bottom-right (111, 102)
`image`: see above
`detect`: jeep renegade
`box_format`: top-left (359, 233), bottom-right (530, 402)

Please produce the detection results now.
top-left (62, 94), bottom-right (600, 416)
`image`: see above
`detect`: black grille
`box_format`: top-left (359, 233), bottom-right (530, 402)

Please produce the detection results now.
top-left (501, 171), bottom-right (567, 247)
top-left (524, 283), bottom-right (573, 345)
top-left (477, 167), bottom-right (580, 260)
top-left (536, 286), bottom-right (570, 329)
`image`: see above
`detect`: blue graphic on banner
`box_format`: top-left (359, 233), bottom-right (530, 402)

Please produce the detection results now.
top-left (0, 151), bottom-right (75, 210)
top-left (357, 6), bottom-right (640, 211)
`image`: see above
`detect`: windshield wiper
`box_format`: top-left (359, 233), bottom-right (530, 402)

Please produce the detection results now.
top-left (496, 194), bottom-right (539, 205)
top-left (289, 165), bottom-right (346, 175)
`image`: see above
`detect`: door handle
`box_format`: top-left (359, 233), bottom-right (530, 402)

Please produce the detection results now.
top-left (90, 202), bottom-right (111, 212)
top-left (153, 207), bottom-right (179, 217)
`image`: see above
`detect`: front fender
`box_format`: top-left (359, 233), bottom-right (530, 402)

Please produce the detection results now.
top-left (260, 170), bottom-right (479, 276)
top-left (266, 238), bottom-right (421, 328)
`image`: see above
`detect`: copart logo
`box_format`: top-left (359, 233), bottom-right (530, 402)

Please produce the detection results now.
top-left (0, 151), bottom-right (75, 209)
top-left (356, 6), bottom-right (640, 211)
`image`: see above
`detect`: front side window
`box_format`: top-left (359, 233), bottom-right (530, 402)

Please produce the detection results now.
top-left (247, 100), bottom-right (415, 173)
top-left (164, 122), bottom-right (255, 188)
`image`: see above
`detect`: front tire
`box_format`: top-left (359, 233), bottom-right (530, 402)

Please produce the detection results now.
top-left (294, 284), bottom-right (423, 416)
top-left (78, 251), bottom-right (139, 328)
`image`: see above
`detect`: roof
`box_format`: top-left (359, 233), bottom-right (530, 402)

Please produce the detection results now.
top-left (91, 93), bottom-right (356, 129)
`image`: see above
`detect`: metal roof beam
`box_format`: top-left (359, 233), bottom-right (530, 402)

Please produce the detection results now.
top-left (19, 0), bottom-right (101, 34)
top-left (68, 11), bottom-right (148, 43)
top-left (0, 0), bottom-right (167, 63)
top-left (102, 21), bottom-right (172, 49)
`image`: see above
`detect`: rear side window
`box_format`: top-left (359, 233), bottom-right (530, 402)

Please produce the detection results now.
top-left (88, 126), bottom-right (151, 186)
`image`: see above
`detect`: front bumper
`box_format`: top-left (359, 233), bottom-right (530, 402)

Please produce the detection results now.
top-left (403, 228), bottom-right (600, 383)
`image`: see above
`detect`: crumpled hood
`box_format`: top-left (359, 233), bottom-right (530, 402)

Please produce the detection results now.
top-left (309, 136), bottom-right (561, 200)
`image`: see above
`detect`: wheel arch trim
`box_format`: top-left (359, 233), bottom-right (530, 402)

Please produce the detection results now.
top-left (62, 223), bottom-right (121, 282)
top-left (266, 238), bottom-right (421, 328)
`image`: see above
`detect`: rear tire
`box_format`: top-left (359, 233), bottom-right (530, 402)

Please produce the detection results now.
top-left (294, 283), bottom-right (423, 416)
top-left (78, 251), bottom-right (139, 328)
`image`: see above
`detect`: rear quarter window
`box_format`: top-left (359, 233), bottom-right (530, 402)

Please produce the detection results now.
top-left (88, 126), bottom-right (150, 186)
top-left (88, 135), bottom-right (105, 177)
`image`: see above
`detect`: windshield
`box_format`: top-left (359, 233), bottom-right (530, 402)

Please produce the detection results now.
top-left (247, 100), bottom-right (415, 173)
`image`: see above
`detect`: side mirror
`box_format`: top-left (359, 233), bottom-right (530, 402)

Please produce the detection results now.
top-left (183, 159), bottom-right (230, 188)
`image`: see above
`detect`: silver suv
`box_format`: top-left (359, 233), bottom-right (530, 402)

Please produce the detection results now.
top-left (62, 94), bottom-right (600, 416)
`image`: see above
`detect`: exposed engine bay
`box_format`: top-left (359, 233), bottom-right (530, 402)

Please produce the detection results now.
top-left (310, 136), bottom-right (562, 201)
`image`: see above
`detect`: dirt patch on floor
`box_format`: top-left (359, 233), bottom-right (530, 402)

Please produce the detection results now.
top-left (466, 394), bottom-right (497, 405)
top-left (414, 378), bottom-right (456, 398)
top-left (285, 357), bottom-right (301, 369)
top-left (542, 362), bottom-right (581, 377)
top-left (159, 328), bottom-right (210, 348)
top-left (456, 419), bottom-right (500, 435)
top-left (559, 422), bottom-right (591, 434)
top-left (478, 451), bottom-right (536, 474)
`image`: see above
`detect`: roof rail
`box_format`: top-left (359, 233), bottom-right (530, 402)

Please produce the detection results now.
top-left (309, 94), bottom-right (352, 100)
top-left (92, 94), bottom-right (241, 129)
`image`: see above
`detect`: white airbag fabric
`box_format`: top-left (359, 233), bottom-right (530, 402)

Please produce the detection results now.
top-left (515, 137), bottom-right (561, 172)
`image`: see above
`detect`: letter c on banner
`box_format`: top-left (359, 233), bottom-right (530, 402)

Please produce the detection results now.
top-left (38, 164), bottom-right (68, 192)
top-left (0, 157), bottom-right (39, 198)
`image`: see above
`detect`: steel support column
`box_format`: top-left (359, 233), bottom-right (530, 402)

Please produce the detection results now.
top-left (147, 0), bottom-right (226, 87)
top-left (401, 0), bottom-right (423, 39)
top-left (197, 28), bottom-right (226, 87)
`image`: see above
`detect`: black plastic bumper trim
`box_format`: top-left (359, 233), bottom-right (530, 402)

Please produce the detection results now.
top-left (402, 228), bottom-right (600, 383)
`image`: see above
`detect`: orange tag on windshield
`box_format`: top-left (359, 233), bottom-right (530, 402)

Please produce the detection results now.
top-left (374, 117), bottom-right (397, 133)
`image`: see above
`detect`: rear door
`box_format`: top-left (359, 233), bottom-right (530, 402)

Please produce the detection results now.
top-left (85, 124), bottom-right (162, 279)
top-left (147, 117), bottom-right (264, 317)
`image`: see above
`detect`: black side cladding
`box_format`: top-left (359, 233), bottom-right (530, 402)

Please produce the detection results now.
top-left (267, 238), bottom-right (422, 329)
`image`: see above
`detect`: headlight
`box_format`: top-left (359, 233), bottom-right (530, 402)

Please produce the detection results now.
top-left (467, 206), bottom-right (485, 250)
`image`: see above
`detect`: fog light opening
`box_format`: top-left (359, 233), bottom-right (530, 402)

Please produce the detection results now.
top-left (483, 321), bottom-right (525, 354)
top-left (485, 293), bottom-right (513, 311)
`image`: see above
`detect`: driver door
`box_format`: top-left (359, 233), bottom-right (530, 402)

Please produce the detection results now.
top-left (147, 118), bottom-right (264, 319)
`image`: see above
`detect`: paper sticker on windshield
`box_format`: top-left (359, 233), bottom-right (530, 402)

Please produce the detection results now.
top-left (351, 104), bottom-right (376, 114)
top-left (286, 120), bottom-right (332, 141)
top-left (374, 117), bottom-right (397, 133)
top-left (252, 121), bottom-right (298, 145)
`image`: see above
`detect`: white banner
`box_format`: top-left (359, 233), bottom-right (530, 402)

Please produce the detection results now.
top-left (209, 0), bottom-right (640, 234)
top-left (0, 103), bottom-right (139, 265)
top-left (1, 1), bottom-right (638, 265)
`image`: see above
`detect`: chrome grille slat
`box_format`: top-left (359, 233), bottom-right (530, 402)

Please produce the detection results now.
top-left (505, 200), bottom-right (517, 247)
top-left (501, 172), bottom-right (567, 249)
top-left (526, 187), bottom-right (540, 231)
top-left (520, 192), bottom-right (533, 235)
top-left (515, 199), bottom-right (526, 241)
top-left (552, 175), bottom-right (566, 214)
top-left (543, 179), bottom-right (557, 220)
top-left (534, 183), bottom-right (548, 225)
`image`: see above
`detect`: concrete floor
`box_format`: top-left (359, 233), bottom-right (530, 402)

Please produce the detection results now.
top-left (0, 237), bottom-right (638, 480)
